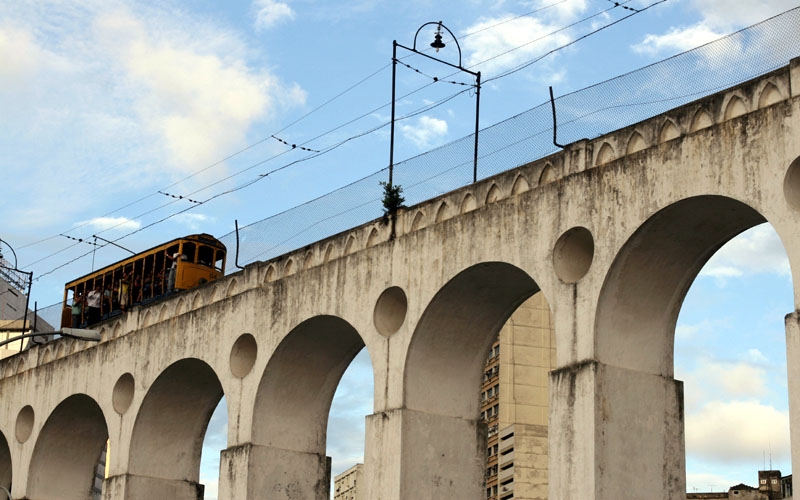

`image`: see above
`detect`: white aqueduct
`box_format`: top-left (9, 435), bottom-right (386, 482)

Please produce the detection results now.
top-left (2, 59), bottom-right (800, 500)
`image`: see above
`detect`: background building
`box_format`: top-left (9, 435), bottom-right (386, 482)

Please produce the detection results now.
top-left (482, 291), bottom-right (555, 500)
top-left (1, 270), bottom-right (54, 359)
top-left (686, 470), bottom-right (792, 500)
top-left (334, 463), bottom-right (363, 500)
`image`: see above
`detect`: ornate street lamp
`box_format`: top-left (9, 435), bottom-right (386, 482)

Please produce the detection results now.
top-left (389, 21), bottom-right (482, 186)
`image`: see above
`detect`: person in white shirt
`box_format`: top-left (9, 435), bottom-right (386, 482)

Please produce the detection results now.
top-left (86, 283), bottom-right (102, 325)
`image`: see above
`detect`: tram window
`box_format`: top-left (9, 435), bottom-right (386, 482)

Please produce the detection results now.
top-left (183, 243), bottom-right (197, 264)
top-left (198, 245), bottom-right (214, 267)
top-left (215, 250), bottom-right (225, 271)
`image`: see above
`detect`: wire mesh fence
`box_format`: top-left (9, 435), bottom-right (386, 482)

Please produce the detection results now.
top-left (15, 7), bottom-right (800, 330)
top-left (222, 7), bottom-right (800, 266)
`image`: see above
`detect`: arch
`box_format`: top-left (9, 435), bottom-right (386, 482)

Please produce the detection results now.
top-left (758, 81), bottom-right (783, 109)
top-left (434, 201), bottom-right (451, 223)
top-left (176, 297), bottom-right (188, 316)
top-left (27, 394), bottom-right (108, 499)
top-left (723, 94), bottom-right (748, 121)
top-left (264, 264), bottom-right (276, 283)
top-left (55, 341), bottom-right (67, 360)
top-left (112, 322), bottom-right (123, 339)
top-left (512, 174), bottom-right (530, 194)
top-left (303, 251), bottom-right (315, 270)
top-left (595, 195), bottom-right (767, 376)
top-left (157, 304), bottom-right (169, 323)
top-left (209, 284), bottom-right (221, 303)
top-left (366, 227), bottom-right (380, 248)
top-left (659, 119), bottom-right (681, 143)
top-left (410, 210), bottom-right (425, 232)
top-left (322, 243), bottom-right (336, 264)
top-left (595, 142), bottom-right (616, 166)
top-left (0, 430), bottom-right (10, 494)
top-left (252, 315), bottom-right (365, 454)
top-left (284, 258), bottom-right (296, 276)
top-left (344, 234), bottom-right (357, 255)
top-left (625, 131), bottom-right (648, 155)
top-left (485, 184), bottom-right (501, 205)
top-left (129, 358), bottom-right (223, 490)
top-left (689, 108), bottom-right (713, 133)
top-left (191, 291), bottom-right (204, 310)
top-left (460, 193), bottom-right (477, 214)
top-left (405, 262), bottom-right (539, 418)
top-left (538, 165), bottom-right (556, 185)
top-left (41, 346), bottom-right (54, 364)
top-left (225, 278), bottom-right (239, 298)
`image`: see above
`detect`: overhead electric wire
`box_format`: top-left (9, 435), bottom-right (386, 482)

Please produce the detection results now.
top-left (19, 0), bottom-right (582, 257)
top-left (29, 0), bottom-right (660, 280)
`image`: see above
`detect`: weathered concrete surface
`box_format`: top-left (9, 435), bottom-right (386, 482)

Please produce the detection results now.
top-left (0, 59), bottom-right (799, 500)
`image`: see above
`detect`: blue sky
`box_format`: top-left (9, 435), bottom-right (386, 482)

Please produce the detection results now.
top-left (1, 0), bottom-right (797, 497)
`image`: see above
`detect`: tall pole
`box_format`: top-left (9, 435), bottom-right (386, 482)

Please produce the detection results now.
top-left (473, 71), bottom-right (481, 183)
top-left (389, 41), bottom-right (398, 187)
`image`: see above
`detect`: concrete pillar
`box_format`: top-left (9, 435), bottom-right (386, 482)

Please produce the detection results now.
top-left (101, 474), bottom-right (204, 500)
top-left (362, 408), bottom-right (486, 500)
top-left (549, 361), bottom-right (685, 500)
top-left (785, 311), bottom-right (800, 480)
top-left (217, 443), bottom-right (330, 500)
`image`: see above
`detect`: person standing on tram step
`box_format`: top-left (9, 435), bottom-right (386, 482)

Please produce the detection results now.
top-left (166, 249), bottom-right (181, 292)
top-left (71, 291), bottom-right (84, 328)
top-left (120, 269), bottom-right (131, 311)
top-left (86, 284), bottom-right (102, 325)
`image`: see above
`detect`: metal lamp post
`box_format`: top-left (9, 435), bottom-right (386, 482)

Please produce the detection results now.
top-left (0, 328), bottom-right (101, 350)
top-left (389, 21), bottom-right (481, 186)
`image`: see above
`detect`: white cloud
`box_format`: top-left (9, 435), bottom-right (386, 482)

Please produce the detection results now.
top-left (462, 14), bottom-right (572, 76)
top-left (680, 358), bottom-right (769, 405)
top-left (78, 216), bottom-right (141, 231)
top-left (632, 0), bottom-right (797, 55)
top-left (686, 400), bottom-right (789, 464)
top-left (633, 24), bottom-right (723, 56)
top-left (400, 115), bottom-right (448, 149)
top-left (700, 224), bottom-right (790, 280)
top-left (93, 8), bottom-right (278, 176)
top-left (253, 0), bottom-right (295, 30)
top-left (0, 0), bottom-right (307, 219)
top-left (172, 213), bottom-right (211, 231)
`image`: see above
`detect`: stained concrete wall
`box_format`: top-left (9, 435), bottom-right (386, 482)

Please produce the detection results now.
top-left (0, 59), bottom-right (798, 500)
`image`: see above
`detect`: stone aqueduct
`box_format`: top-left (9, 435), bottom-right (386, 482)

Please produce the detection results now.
top-left (2, 59), bottom-right (800, 500)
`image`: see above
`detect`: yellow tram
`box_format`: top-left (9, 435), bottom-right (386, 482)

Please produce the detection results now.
top-left (61, 234), bottom-right (226, 328)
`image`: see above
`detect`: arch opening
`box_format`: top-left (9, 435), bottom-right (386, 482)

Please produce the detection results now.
top-left (27, 394), bottom-right (109, 500)
top-left (250, 315), bottom-right (370, 498)
top-left (596, 195), bottom-right (767, 376)
top-left (405, 262), bottom-right (554, 499)
top-left (676, 223), bottom-right (793, 491)
top-left (595, 194), bottom-right (794, 493)
top-left (128, 358), bottom-right (224, 493)
top-left (405, 262), bottom-right (540, 418)
top-left (0, 431), bottom-right (10, 494)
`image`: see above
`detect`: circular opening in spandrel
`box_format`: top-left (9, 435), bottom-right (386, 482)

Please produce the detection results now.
top-left (374, 286), bottom-right (408, 337)
top-left (230, 333), bottom-right (258, 378)
top-left (113, 373), bottom-right (135, 415)
top-left (15, 405), bottom-right (34, 443)
top-left (553, 226), bottom-right (594, 283)
top-left (784, 156), bottom-right (800, 211)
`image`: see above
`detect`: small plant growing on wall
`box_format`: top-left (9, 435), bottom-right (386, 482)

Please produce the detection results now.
top-left (380, 181), bottom-right (405, 217)
top-left (380, 181), bottom-right (405, 239)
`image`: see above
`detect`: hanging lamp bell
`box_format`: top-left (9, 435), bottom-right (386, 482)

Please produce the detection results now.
top-left (430, 23), bottom-right (446, 52)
